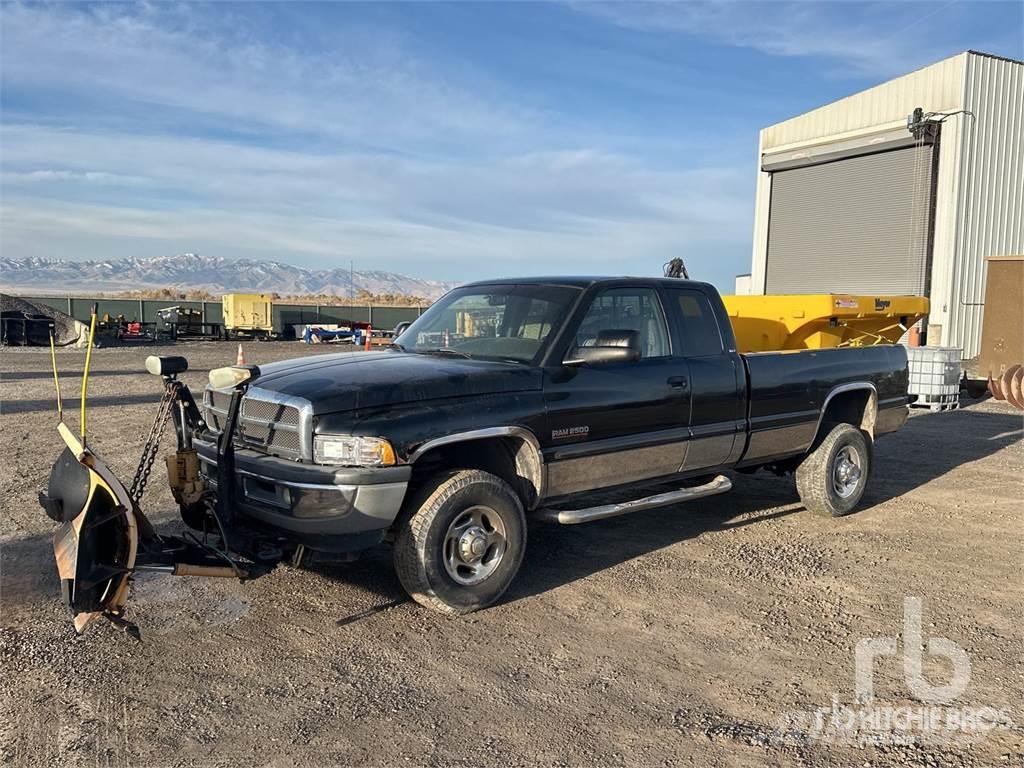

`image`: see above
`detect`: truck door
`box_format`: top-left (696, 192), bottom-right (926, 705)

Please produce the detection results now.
top-left (543, 286), bottom-right (691, 497)
top-left (664, 287), bottom-right (746, 471)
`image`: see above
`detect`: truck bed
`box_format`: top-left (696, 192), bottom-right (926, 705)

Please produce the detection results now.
top-left (738, 344), bottom-right (910, 467)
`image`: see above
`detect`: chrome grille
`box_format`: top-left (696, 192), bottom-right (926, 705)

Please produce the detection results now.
top-left (203, 390), bottom-right (232, 433)
top-left (203, 387), bottom-right (310, 460)
top-left (238, 417), bottom-right (302, 454)
top-left (241, 398), bottom-right (300, 426)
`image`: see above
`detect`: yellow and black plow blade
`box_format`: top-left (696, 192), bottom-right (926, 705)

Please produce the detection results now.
top-left (39, 423), bottom-right (139, 634)
top-left (38, 341), bottom-right (265, 636)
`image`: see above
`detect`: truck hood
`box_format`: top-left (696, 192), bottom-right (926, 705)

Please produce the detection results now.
top-left (249, 350), bottom-right (542, 414)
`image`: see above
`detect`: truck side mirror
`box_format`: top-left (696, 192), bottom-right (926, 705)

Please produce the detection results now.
top-left (393, 321), bottom-right (412, 338)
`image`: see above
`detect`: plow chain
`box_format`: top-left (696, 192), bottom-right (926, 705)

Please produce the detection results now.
top-left (128, 385), bottom-right (177, 504)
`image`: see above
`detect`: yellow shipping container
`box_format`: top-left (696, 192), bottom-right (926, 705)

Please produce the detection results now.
top-left (222, 293), bottom-right (274, 334)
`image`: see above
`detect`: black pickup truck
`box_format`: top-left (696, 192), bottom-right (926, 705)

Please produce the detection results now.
top-left (190, 277), bottom-right (909, 615)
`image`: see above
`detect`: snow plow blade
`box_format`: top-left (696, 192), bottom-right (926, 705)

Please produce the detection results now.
top-left (37, 352), bottom-right (273, 636)
top-left (40, 423), bottom-right (139, 634)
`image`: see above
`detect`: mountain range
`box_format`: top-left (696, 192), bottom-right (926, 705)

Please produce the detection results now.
top-left (0, 254), bottom-right (458, 300)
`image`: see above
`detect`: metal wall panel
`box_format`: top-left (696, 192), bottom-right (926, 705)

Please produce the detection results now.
top-left (761, 54), bottom-right (968, 151)
top-left (751, 53), bottom-right (968, 299)
top-left (751, 51), bottom-right (1023, 358)
top-left (945, 54), bottom-right (1024, 358)
top-left (765, 145), bottom-right (934, 294)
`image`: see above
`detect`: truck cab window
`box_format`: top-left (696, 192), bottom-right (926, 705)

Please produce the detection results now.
top-left (574, 288), bottom-right (670, 359)
top-left (401, 284), bottom-right (580, 363)
top-left (671, 290), bottom-right (724, 356)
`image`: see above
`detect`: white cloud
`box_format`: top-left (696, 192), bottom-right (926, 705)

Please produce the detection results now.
top-left (1, 169), bottom-right (152, 187)
top-left (0, 3), bottom-right (755, 289)
top-left (576, 1), bottom-right (970, 78)
top-left (0, 2), bottom-right (540, 151)
top-left (0, 125), bottom-right (751, 283)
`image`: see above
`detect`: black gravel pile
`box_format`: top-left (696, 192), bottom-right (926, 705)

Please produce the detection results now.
top-left (0, 294), bottom-right (86, 346)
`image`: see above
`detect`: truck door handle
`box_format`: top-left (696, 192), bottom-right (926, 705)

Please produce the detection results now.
top-left (667, 376), bottom-right (688, 390)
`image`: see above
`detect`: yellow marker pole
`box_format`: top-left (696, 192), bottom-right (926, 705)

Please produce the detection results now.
top-left (80, 304), bottom-right (98, 446)
top-left (49, 332), bottom-right (63, 422)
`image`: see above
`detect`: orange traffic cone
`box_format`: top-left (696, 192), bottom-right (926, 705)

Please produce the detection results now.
top-left (236, 343), bottom-right (245, 365)
top-left (364, 325), bottom-right (372, 352)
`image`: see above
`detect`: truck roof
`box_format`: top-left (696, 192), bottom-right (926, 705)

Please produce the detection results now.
top-left (461, 276), bottom-right (714, 290)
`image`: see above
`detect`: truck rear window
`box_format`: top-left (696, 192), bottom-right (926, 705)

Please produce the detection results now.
top-left (670, 289), bottom-right (725, 357)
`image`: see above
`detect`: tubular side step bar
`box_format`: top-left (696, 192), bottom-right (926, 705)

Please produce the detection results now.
top-left (536, 474), bottom-right (732, 525)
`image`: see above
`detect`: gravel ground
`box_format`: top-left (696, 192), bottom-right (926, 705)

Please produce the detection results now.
top-left (1, 341), bottom-right (1022, 767)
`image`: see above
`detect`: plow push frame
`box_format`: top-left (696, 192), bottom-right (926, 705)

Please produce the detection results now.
top-left (38, 305), bottom-right (280, 636)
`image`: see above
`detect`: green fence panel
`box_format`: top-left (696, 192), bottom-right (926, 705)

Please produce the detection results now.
top-left (275, 304), bottom-right (320, 334)
top-left (312, 305), bottom-right (364, 325)
top-left (23, 296), bottom-right (72, 315)
top-left (201, 301), bottom-right (223, 324)
top-left (26, 297), bottom-right (144, 324)
top-left (369, 306), bottom-right (421, 330)
top-left (72, 298), bottom-right (142, 322)
top-left (11, 296), bottom-right (426, 334)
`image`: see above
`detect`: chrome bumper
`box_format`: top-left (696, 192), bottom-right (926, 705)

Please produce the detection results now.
top-left (194, 437), bottom-right (411, 544)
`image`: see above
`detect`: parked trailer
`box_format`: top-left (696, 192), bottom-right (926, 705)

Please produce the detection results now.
top-left (0, 312), bottom-right (55, 346)
top-left (221, 293), bottom-right (275, 340)
top-left (157, 306), bottom-right (222, 340)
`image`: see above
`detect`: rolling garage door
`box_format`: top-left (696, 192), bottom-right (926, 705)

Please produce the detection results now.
top-left (765, 144), bottom-right (935, 295)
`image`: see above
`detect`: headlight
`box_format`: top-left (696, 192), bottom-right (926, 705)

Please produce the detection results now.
top-left (313, 435), bottom-right (397, 466)
top-left (209, 365), bottom-right (257, 389)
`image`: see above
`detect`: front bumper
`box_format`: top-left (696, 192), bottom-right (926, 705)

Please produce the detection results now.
top-left (194, 436), bottom-right (410, 550)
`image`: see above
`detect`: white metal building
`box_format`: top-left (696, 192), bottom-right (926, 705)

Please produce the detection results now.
top-left (749, 50), bottom-right (1023, 358)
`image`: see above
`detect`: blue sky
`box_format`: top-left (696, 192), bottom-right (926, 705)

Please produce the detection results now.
top-left (1, 1), bottom-right (1021, 291)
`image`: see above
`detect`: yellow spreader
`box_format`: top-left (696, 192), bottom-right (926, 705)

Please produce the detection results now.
top-left (721, 294), bottom-right (930, 353)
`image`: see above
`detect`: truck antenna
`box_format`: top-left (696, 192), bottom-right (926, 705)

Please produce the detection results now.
top-left (80, 303), bottom-right (98, 446)
top-left (49, 331), bottom-right (63, 423)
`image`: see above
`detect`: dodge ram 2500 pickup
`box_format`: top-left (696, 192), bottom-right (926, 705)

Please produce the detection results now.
top-left (186, 276), bottom-right (910, 615)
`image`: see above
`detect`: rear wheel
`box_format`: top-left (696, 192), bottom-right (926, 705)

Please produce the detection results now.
top-left (393, 470), bottom-right (526, 615)
top-left (795, 423), bottom-right (870, 517)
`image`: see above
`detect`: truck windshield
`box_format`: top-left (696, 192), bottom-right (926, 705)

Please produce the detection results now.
top-left (397, 284), bottom-right (581, 364)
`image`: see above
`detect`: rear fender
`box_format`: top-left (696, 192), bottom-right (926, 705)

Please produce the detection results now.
top-left (813, 383), bottom-right (878, 445)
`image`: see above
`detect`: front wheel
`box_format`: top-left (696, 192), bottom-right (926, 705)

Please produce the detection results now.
top-left (393, 469), bottom-right (526, 615)
top-left (795, 423), bottom-right (870, 517)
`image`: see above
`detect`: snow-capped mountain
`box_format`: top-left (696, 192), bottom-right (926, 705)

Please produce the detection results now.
top-left (0, 254), bottom-right (458, 299)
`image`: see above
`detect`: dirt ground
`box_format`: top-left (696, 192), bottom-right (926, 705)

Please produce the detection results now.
top-left (1, 341), bottom-right (1021, 767)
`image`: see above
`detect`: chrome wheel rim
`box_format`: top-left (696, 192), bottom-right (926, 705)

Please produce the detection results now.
top-left (442, 505), bottom-right (507, 586)
top-left (832, 445), bottom-right (863, 499)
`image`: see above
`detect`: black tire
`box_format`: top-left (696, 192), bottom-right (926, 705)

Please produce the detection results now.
top-left (795, 423), bottom-right (870, 517)
top-left (393, 469), bottom-right (526, 615)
